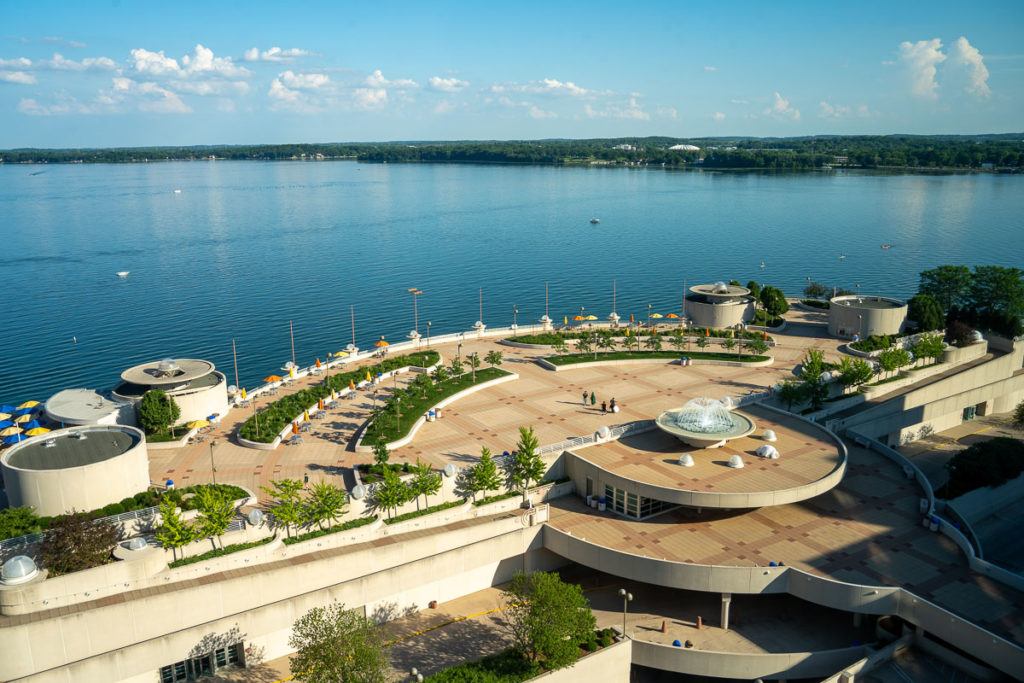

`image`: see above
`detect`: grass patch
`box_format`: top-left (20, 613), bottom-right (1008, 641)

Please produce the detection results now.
top-left (751, 309), bottom-right (784, 326)
top-left (282, 515), bottom-right (378, 545)
top-left (800, 299), bottom-right (830, 309)
top-left (383, 499), bottom-right (463, 525)
top-left (866, 372), bottom-right (907, 387)
top-left (169, 536), bottom-right (275, 568)
top-left (473, 491), bottom-right (519, 507)
top-left (355, 462), bottom-right (412, 483)
top-left (544, 350), bottom-right (769, 366)
top-left (239, 350), bottom-right (439, 443)
top-left (362, 367), bottom-right (510, 444)
top-left (145, 430), bottom-right (186, 443)
top-left (850, 334), bottom-right (898, 352)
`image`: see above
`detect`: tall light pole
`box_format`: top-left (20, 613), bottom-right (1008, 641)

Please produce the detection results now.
top-left (209, 440), bottom-right (218, 485)
top-left (408, 288), bottom-right (423, 336)
top-left (618, 588), bottom-right (633, 637)
top-left (426, 320), bottom-right (432, 347)
top-left (513, 305), bottom-right (519, 336)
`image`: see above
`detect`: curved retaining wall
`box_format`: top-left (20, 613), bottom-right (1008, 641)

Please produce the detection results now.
top-left (535, 355), bottom-right (774, 372)
top-left (354, 371), bottom-right (518, 452)
top-left (828, 296), bottom-right (907, 339)
top-left (631, 639), bottom-right (865, 680)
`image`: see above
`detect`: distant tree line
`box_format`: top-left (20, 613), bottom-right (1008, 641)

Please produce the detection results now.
top-left (3, 134), bottom-right (1022, 169)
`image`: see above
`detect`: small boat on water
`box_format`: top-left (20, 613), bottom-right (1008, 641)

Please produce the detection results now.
top-left (116, 271), bottom-right (130, 278)
top-left (839, 254), bottom-right (847, 260)
top-left (759, 260), bottom-right (766, 269)
top-left (590, 218), bottom-right (600, 224)
top-left (173, 189), bottom-right (182, 194)
top-left (881, 243), bottom-right (893, 250)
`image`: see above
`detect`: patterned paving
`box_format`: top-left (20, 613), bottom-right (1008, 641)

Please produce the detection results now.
top-left (547, 443), bottom-right (1024, 646)
top-left (574, 403), bottom-right (843, 495)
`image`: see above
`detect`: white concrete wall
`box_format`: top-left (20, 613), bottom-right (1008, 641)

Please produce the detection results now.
top-left (527, 638), bottom-right (632, 682)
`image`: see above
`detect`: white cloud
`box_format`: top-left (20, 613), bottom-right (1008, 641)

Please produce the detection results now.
top-left (656, 105), bottom-right (678, 119)
top-left (243, 46), bottom-right (310, 62)
top-left (763, 91), bottom-right (800, 120)
top-left (18, 97), bottom-right (78, 115)
top-left (950, 36), bottom-right (990, 98)
top-left (0, 57), bottom-right (33, 69)
top-left (528, 105), bottom-right (556, 119)
top-left (268, 78), bottom-right (301, 103)
top-left (44, 53), bottom-right (116, 71)
top-left (428, 76), bottom-right (469, 92)
top-left (898, 38), bottom-right (946, 99)
top-left (712, 111), bottom-right (726, 122)
top-left (433, 100), bottom-right (456, 114)
top-left (0, 71), bottom-right (35, 84)
top-left (537, 78), bottom-right (587, 96)
top-left (131, 44), bottom-right (250, 79)
top-left (280, 70), bottom-right (329, 89)
top-left (730, 98), bottom-right (749, 105)
top-left (365, 69), bottom-right (417, 89)
top-left (818, 101), bottom-right (876, 119)
top-left (110, 77), bottom-right (191, 113)
top-left (171, 80), bottom-right (249, 96)
top-left (42, 36), bottom-right (87, 49)
top-left (584, 96), bottom-right (650, 120)
top-left (353, 87), bottom-right (388, 109)
top-left (704, 65), bottom-right (718, 72)
top-left (490, 78), bottom-right (594, 98)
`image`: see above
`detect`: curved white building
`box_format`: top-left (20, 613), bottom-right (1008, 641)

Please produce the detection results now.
top-left (44, 388), bottom-right (134, 427)
top-left (828, 295), bottom-right (908, 338)
top-left (685, 282), bottom-right (755, 329)
top-left (0, 425), bottom-right (150, 516)
top-left (113, 358), bottom-right (229, 425)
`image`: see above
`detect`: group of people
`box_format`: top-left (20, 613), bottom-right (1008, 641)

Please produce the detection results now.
top-left (582, 390), bottom-right (619, 413)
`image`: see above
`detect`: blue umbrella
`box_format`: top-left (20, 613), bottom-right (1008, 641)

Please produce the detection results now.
top-left (2, 434), bottom-right (24, 446)
top-left (0, 420), bottom-right (13, 430)
top-left (12, 407), bottom-right (33, 417)
top-left (0, 405), bottom-right (15, 414)
top-left (20, 419), bottom-right (42, 430)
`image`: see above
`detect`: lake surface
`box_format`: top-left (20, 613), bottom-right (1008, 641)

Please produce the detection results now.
top-left (1, 161), bottom-right (1021, 403)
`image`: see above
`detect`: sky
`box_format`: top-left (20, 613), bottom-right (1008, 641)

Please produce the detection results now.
top-left (0, 0), bottom-right (1022, 147)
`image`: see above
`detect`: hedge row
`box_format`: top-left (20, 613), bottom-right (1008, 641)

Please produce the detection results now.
top-left (281, 515), bottom-right (378, 546)
top-left (168, 535), bottom-right (275, 568)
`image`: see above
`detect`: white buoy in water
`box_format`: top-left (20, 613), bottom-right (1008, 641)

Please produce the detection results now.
top-left (116, 271), bottom-right (130, 278)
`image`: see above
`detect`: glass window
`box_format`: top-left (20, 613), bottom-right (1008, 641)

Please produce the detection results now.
top-left (228, 644), bottom-right (240, 665)
top-left (215, 648), bottom-right (227, 668)
top-left (160, 666), bottom-right (174, 683)
top-left (626, 492), bottom-right (638, 517)
top-left (174, 662), bottom-right (186, 681)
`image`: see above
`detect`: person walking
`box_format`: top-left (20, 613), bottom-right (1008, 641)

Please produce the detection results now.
top-left (610, 397), bottom-right (618, 413)
top-left (582, 390), bottom-right (589, 406)
top-left (590, 392), bottom-right (597, 407)
top-left (601, 401), bottom-right (607, 413)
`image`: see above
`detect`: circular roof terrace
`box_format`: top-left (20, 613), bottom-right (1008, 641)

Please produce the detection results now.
top-left (45, 388), bottom-right (126, 424)
top-left (120, 358), bottom-right (216, 386)
top-left (689, 283), bottom-right (751, 304)
top-left (1, 425), bottom-right (142, 471)
top-left (829, 295), bottom-right (905, 310)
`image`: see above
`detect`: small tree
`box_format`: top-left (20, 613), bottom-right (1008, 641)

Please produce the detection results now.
top-left (776, 380), bottom-right (805, 411)
top-left (193, 486), bottom-right (235, 549)
top-left (449, 356), bottom-right (464, 377)
top-left (372, 468), bottom-right (411, 520)
top-left (1014, 400), bottom-right (1024, 430)
top-left (484, 350), bottom-right (503, 369)
top-left (155, 496), bottom-right (194, 560)
top-left (575, 332), bottom-right (593, 357)
top-left (552, 337), bottom-right (569, 355)
top-left (669, 328), bottom-right (685, 353)
top-left (505, 426), bottom-right (546, 503)
top-left (801, 348), bottom-right (826, 382)
top-left (467, 352), bottom-right (482, 382)
top-left (911, 333), bottom-right (945, 366)
top-left (946, 319), bottom-right (976, 347)
top-left (137, 389), bottom-right (181, 436)
top-left (596, 330), bottom-right (615, 356)
top-left (746, 280), bottom-right (762, 300)
top-left (722, 337), bottom-right (736, 354)
top-left (643, 331), bottom-right (662, 352)
top-left (289, 602), bottom-right (388, 683)
top-left (430, 365), bottom-right (449, 384)
top-left (263, 478), bottom-right (305, 538)
top-left (695, 335), bottom-right (709, 350)
top-left (837, 357), bottom-right (874, 393)
top-left (305, 482), bottom-right (347, 530)
top-left (803, 281), bottom-right (829, 299)
top-left (747, 338), bottom-right (769, 356)
top-left (372, 438), bottom-right (390, 468)
top-left (502, 571), bottom-right (597, 670)
top-left (473, 447), bottom-right (502, 500)
top-left (409, 460), bottom-right (441, 510)
top-left (40, 511), bottom-right (121, 576)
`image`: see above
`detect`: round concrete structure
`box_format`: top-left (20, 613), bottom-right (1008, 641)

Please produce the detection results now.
top-left (685, 283), bottom-right (755, 330)
top-left (0, 425), bottom-right (150, 516)
top-left (44, 388), bottom-right (134, 427)
top-left (656, 399), bottom-right (756, 448)
top-left (828, 295), bottom-right (907, 339)
top-left (113, 358), bottom-right (229, 425)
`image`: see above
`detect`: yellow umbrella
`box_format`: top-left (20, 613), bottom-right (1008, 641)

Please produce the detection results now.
top-left (17, 400), bottom-right (39, 409)
top-left (0, 426), bottom-right (23, 436)
top-left (585, 314), bottom-right (598, 321)
top-left (333, 350), bottom-right (349, 358)
top-left (24, 427), bottom-right (50, 436)
top-left (651, 313), bottom-right (664, 319)
top-left (0, 413), bottom-right (10, 421)
top-left (13, 414), bottom-right (32, 424)
top-left (364, 370), bottom-right (371, 382)
top-left (186, 419), bottom-right (209, 429)
top-left (303, 411), bottom-right (310, 421)
top-left (289, 367), bottom-right (297, 378)
top-left (240, 388), bottom-right (247, 399)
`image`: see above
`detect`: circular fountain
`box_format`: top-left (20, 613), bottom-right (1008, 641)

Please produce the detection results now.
top-left (655, 398), bottom-right (756, 449)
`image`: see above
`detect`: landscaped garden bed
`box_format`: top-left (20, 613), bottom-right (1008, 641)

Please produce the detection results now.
top-left (543, 350), bottom-right (770, 366)
top-left (360, 367), bottom-right (510, 444)
top-left (281, 515), bottom-right (378, 545)
top-left (168, 535), bottom-right (275, 568)
top-left (383, 499), bottom-right (463, 525)
top-left (800, 298), bottom-right (830, 309)
top-left (355, 461), bottom-right (413, 484)
top-left (238, 350), bottom-right (439, 443)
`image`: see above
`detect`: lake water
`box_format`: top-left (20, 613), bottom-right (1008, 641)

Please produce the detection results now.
top-left (1, 161), bottom-right (1021, 403)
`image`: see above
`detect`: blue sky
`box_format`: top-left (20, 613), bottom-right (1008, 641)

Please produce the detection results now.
top-left (1, 0), bottom-right (1022, 147)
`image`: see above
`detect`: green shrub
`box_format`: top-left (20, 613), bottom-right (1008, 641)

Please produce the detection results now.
top-left (168, 536), bottom-right (275, 568)
top-left (281, 516), bottom-right (378, 545)
top-left (939, 437), bottom-right (1024, 499)
top-left (0, 507), bottom-right (44, 541)
top-left (425, 648), bottom-right (540, 682)
top-left (800, 298), bottom-right (830, 309)
top-left (383, 499), bottom-right (463, 525)
top-left (239, 351), bottom-right (440, 443)
top-left (473, 491), bottom-right (519, 507)
top-left (850, 334), bottom-right (896, 352)
top-left (545, 350), bottom-right (769, 366)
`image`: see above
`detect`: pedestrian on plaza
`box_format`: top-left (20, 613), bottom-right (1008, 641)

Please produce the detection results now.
top-left (610, 397), bottom-right (618, 413)
top-left (590, 392), bottom-right (596, 407)
top-left (601, 401), bottom-right (607, 413)
top-left (303, 472), bottom-right (309, 486)
top-left (582, 390), bottom-right (589, 406)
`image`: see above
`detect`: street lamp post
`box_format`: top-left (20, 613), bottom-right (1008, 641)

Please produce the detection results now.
top-left (618, 588), bottom-right (633, 637)
top-left (647, 303), bottom-right (652, 328)
top-left (209, 440), bottom-right (218, 485)
top-left (513, 304), bottom-right (519, 336)
top-left (426, 320), bottom-right (431, 347)
top-left (408, 288), bottom-right (423, 336)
